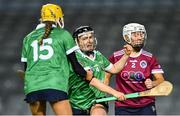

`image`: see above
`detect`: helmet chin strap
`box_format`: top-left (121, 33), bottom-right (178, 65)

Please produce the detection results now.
top-left (80, 45), bottom-right (94, 56)
top-left (84, 51), bottom-right (94, 55)
top-left (57, 17), bottom-right (64, 28)
top-left (78, 43), bottom-right (95, 56)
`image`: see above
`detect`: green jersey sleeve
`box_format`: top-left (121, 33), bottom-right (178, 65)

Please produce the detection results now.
top-left (61, 30), bottom-right (79, 55)
top-left (21, 36), bottom-right (29, 62)
top-left (97, 51), bottom-right (112, 70)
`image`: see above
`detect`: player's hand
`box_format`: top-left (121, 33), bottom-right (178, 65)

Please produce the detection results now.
top-left (145, 78), bottom-right (153, 89)
top-left (123, 44), bottom-right (133, 56)
top-left (113, 91), bottom-right (126, 101)
top-left (17, 70), bottom-right (25, 80)
top-left (85, 70), bottom-right (93, 81)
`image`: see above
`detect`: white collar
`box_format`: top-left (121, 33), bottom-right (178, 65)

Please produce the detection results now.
top-left (35, 23), bottom-right (57, 30)
top-left (77, 50), bottom-right (97, 61)
top-left (130, 49), bottom-right (143, 58)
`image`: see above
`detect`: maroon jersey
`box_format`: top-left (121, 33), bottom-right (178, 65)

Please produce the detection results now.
top-left (109, 49), bottom-right (164, 108)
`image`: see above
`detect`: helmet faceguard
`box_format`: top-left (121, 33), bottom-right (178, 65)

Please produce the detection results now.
top-left (41, 4), bottom-right (64, 28)
top-left (123, 23), bottom-right (147, 52)
top-left (73, 26), bottom-right (97, 53)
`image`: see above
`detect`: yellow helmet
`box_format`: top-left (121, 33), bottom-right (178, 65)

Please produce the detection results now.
top-left (41, 4), bottom-right (64, 22)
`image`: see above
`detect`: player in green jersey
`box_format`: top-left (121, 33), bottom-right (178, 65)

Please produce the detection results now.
top-left (20, 4), bottom-right (92, 115)
top-left (69, 26), bottom-right (132, 115)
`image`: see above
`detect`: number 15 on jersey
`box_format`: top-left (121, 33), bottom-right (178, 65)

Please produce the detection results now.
top-left (31, 38), bottom-right (54, 61)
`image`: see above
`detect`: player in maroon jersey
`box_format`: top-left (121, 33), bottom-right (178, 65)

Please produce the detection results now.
top-left (108, 23), bottom-right (165, 115)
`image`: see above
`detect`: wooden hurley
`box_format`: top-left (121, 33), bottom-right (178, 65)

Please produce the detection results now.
top-left (95, 81), bottom-right (173, 103)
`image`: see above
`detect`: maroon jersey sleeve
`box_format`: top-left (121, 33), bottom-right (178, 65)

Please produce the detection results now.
top-left (150, 56), bottom-right (164, 74)
top-left (108, 54), bottom-right (115, 64)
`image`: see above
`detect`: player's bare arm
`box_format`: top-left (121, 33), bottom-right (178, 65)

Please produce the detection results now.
top-left (89, 77), bottom-right (126, 101)
top-left (108, 45), bottom-right (133, 74)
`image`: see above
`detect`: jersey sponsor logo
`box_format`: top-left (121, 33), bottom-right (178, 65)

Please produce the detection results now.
top-left (121, 71), bottom-right (145, 82)
top-left (140, 60), bottom-right (147, 68)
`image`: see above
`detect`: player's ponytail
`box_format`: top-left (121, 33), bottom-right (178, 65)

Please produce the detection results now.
top-left (39, 21), bottom-right (53, 45)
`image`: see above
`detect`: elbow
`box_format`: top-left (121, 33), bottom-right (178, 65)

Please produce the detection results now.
top-left (113, 70), bottom-right (119, 74)
top-left (110, 69), bottom-right (119, 74)
top-left (108, 67), bottom-right (116, 74)
top-left (109, 66), bottom-right (123, 74)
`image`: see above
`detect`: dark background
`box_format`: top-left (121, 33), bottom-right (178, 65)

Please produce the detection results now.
top-left (0, 0), bottom-right (179, 115)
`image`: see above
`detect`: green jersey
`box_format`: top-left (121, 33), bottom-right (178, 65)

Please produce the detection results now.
top-left (21, 24), bottom-right (78, 95)
top-left (69, 50), bottom-right (112, 110)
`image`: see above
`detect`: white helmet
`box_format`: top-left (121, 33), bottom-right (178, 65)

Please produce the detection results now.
top-left (123, 23), bottom-right (147, 44)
